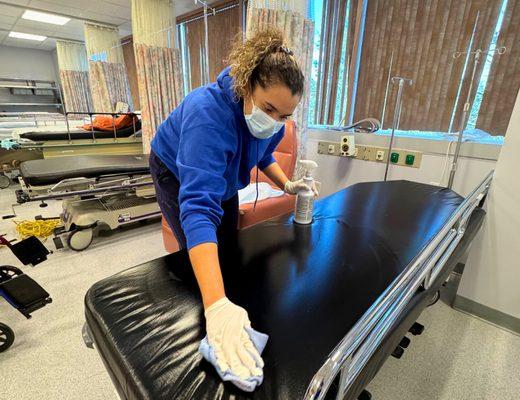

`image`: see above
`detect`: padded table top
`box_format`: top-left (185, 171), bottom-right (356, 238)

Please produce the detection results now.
top-left (19, 120), bottom-right (141, 141)
top-left (85, 181), bottom-right (464, 400)
top-left (20, 154), bottom-right (150, 186)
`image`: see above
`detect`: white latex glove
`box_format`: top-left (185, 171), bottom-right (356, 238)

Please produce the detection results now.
top-left (284, 179), bottom-right (319, 196)
top-left (205, 297), bottom-right (264, 378)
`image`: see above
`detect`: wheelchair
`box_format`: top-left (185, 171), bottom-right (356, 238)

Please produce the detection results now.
top-left (0, 265), bottom-right (52, 352)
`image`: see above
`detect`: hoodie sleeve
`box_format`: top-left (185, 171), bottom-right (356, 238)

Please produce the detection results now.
top-left (176, 99), bottom-right (236, 250)
top-left (257, 126), bottom-right (285, 170)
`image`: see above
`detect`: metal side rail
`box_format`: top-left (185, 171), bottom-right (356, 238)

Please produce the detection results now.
top-left (16, 175), bottom-right (155, 203)
top-left (304, 171), bottom-right (493, 400)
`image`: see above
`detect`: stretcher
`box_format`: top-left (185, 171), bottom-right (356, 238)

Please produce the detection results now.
top-left (15, 154), bottom-right (161, 251)
top-left (83, 173), bottom-right (491, 400)
top-left (0, 114), bottom-right (143, 189)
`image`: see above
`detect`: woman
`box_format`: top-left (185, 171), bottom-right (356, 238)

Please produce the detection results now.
top-left (149, 29), bottom-right (315, 380)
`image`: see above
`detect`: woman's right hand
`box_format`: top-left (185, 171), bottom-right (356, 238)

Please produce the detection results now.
top-left (205, 297), bottom-right (264, 378)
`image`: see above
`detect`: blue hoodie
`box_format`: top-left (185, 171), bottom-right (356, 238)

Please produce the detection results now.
top-left (151, 67), bottom-right (285, 249)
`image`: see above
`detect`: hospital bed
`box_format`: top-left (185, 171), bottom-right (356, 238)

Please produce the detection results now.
top-left (15, 154), bottom-right (161, 251)
top-left (82, 173), bottom-right (491, 400)
top-left (1, 112), bottom-right (143, 187)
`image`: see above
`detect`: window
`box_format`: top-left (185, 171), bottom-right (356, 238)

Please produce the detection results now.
top-left (308, 0), bottom-right (516, 140)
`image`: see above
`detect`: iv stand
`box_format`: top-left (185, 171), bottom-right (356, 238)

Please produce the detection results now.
top-left (384, 76), bottom-right (412, 181)
top-left (447, 45), bottom-right (506, 189)
top-left (194, 0), bottom-right (216, 85)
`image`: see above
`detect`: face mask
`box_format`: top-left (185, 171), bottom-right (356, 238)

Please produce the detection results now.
top-left (245, 98), bottom-right (285, 139)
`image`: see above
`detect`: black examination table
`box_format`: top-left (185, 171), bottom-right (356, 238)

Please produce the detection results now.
top-left (84, 180), bottom-right (488, 400)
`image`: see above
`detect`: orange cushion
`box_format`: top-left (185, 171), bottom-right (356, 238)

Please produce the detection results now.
top-left (82, 114), bottom-right (138, 131)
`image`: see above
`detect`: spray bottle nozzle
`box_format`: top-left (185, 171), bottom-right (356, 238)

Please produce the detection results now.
top-left (299, 160), bottom-right (318, 177)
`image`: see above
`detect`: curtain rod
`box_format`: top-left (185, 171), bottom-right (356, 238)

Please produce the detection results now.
top-left (181, 3), bottom-right (239, 25)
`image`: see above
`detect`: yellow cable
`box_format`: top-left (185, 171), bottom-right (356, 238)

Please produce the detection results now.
top-left (14, 219), bottom-right (61, 239)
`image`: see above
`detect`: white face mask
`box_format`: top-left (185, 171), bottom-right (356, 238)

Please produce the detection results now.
top-left (245, 98), bottom-right (285, 139)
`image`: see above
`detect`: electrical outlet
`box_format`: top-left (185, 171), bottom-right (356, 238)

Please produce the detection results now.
top-left (341, 135), bottom-right (356, 156)
top-left (376, 150), bottom-right (385, 161)
top-left (363, 147), bottom-right (374, 161)
top-left (328, 144), bottom-right (335, 154)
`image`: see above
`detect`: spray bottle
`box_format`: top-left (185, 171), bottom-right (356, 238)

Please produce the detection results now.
top-left (294, 160), bottom-right (318, 225)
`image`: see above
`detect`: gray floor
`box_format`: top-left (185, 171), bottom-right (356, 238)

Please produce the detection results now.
top-left (1, 185), bottom-right (519, 400)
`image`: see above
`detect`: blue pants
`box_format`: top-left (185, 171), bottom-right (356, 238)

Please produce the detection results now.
top-left (149, 150), bottom-right (238, 250)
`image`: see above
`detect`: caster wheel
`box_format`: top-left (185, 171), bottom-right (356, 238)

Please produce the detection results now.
top-left (0, 323), bottom-right (15, 352)
top-left (428, 290), bottom-right (440, 307)
top-left (0, 174), bottom-right (10, 189)
top-left (67, 228), bottom-right (94, 251)
top-left (0, 265), bottom-right (23, 283)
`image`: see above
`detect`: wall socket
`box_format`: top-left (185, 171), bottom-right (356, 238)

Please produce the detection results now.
top-left (317, 141), bottom-right (422, 168)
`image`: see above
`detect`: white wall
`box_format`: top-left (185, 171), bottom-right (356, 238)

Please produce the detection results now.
top-left (457, 91), bottom-right (520, 320)
top-left (305, 130), bottom-right (498, 198)
top-left (0, 45), bottom-right (60, 113)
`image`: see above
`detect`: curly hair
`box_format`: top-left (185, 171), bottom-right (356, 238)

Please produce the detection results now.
top-left (228, 28), bottom-right (304, 99)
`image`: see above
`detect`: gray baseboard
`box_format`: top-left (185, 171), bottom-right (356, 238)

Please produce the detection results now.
top-left (453, 295), bottom-right (520, 336)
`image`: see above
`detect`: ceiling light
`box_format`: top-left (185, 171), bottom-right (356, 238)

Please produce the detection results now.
top-left (9, 31), bottom-right (47, 41)
top-left (22, 10), bottom-right (70, 25)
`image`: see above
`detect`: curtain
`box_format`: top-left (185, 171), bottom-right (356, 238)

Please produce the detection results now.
top-left (56, 41), bottom-right (93, 114)
top-left (122, 38), bottom-right (141, 110)
top-left (246, 0), bottom-right (314, 168)
top-left (84, 23), bottom-right (133, 113)
top-left (353, 0), bottom-right (502, 132)
top-left (181, 2), bottom-right (241, 91)
top-left (132, 0), bottom-right (185, 153)
top-left (476, 0), bottom-right (520, 136)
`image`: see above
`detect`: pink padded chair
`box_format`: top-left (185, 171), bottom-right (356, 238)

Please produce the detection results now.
top-left (162, 121), bottom-right (297, 253)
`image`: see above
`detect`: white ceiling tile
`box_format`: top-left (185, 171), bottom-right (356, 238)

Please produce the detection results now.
top-left (0, 21), bottom-right (14, 30)
top-left (0, 4), bottom-right (24, 17)
top-left (1, 0), bottom-right (31, 5)
top-left (0, 15), bottom-right (18, 25)
top-left (12, 21), bottom-right (56, 35)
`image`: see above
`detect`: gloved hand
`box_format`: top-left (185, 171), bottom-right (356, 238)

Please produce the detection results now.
top-left (205, 297), bottom-right (264, 379)
top-left (284, 179), bottom-right (319, 196)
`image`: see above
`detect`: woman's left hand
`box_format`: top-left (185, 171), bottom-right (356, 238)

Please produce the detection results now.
top-left (284, 179), bottom-right (319, 196)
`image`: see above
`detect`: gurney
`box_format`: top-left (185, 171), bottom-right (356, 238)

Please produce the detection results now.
top-left (83, 174), bottom-right (491, 400)
top-left (15, 154), bottom-right (161, 251)
top-left (0, 113), bottom-right (143, 189)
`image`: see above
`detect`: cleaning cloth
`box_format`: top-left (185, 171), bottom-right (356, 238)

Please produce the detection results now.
top-left (199, 327), bottom-right (269, 392)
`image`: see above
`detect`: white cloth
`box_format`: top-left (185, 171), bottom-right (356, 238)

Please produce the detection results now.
top-left (238, 182), bottom-right (284, 205)
top-left (205, 297), bottom-right (264, 379)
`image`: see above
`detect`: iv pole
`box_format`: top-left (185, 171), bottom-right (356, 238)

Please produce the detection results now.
top-left (194, 0), bottom-right (216, 85)
top-left (447, 45), bottom-right (506, 189)
top-left (384, 76), bottom-right (412, 181)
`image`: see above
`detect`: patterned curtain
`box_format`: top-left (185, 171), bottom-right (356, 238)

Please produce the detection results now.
top-left (246, 0), bottom-right (314, 171)
top-left (84, 23), bottom-right (133, 113)
top-left (132, 0), bottom-right (185, 153)
top-left (56, 41), bottom-right (93, 114)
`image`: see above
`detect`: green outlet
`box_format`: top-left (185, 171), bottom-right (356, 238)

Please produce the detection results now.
top-left (406, 154), bottom-right (415, 165)
top-left (390, 152), bottom-right (399, 163)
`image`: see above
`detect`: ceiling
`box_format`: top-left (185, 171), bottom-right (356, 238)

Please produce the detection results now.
top-left (0, 0), bottom-right (200, 50)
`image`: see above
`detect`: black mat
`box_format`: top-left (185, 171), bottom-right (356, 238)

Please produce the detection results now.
top-left (19, 154), bottom-right (150, 186)
top-left (85, 181), bottom-right (469, 400)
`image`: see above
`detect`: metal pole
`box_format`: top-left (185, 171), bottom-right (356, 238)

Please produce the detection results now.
top-left (381, 50), bottom-right (394, 128)
top-left (447, 51), bottom-right (480, 189)
top-left (384, 77), bottom-right (412, 181)
top-left (203, 3), bottom-right (210, 84)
